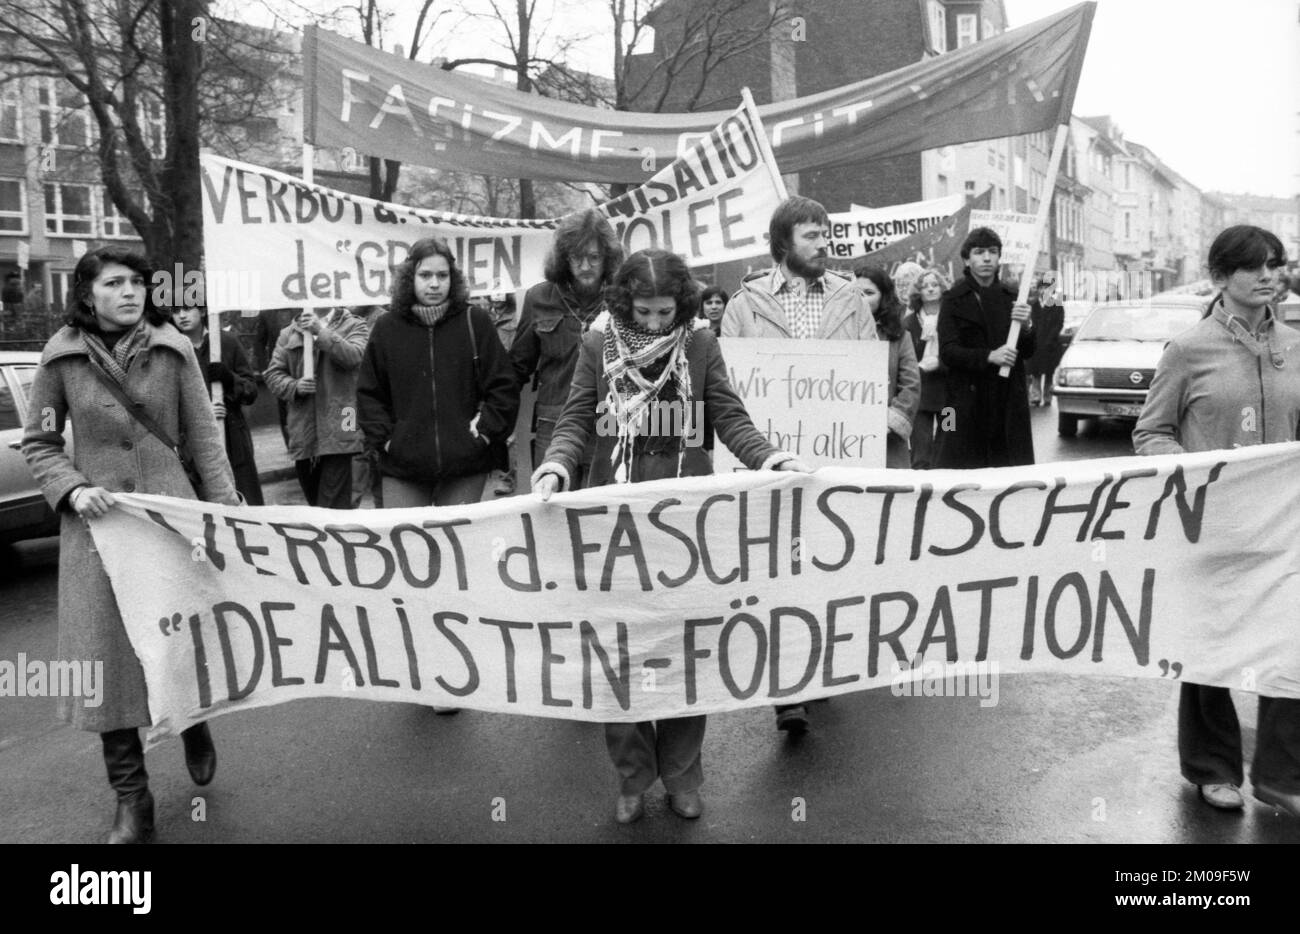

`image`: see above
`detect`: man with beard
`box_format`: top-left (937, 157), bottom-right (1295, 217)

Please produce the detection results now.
top-left (511, 209), bottom-right (623, 490)
top-left (722, 196), bottom-right (878, 735)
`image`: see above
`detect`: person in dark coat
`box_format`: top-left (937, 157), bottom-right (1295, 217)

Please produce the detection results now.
top-left (532, 249), bottom-right (810, 826)
top-left (357, 237), bottom-right (518, 509)
top-left (934, 227), bottom-right (1036, 468)
top-left (21, 247), bottom-right (239, 845)
top-left (254, 307), bottom-right (297, 446)
top-left (1025, 272), bottom-right (1065, 406)
top-left (171, 306), bottom-right (264, 505)
top-left (510, 209), bottom-right (623, 488)
top-left (904, 267), bottom-right (951, 468)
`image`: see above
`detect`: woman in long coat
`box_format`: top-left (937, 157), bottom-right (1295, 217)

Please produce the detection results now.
top-left (22, 247), bottom-right (238, 844)
top-left (532, 249), bottom-right (809, 825)
top-left (852, 264), bottom-right (921, 468)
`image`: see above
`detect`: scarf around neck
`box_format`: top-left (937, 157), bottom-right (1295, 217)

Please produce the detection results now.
top-left (601, 316), bottom-right (693, 484)
top-left (411, 300), bottom-right (450, 327)
top-left (83, 318), bottom-right (148, 386)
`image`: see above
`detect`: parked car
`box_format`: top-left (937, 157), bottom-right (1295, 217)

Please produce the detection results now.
top-left (0, 351), bottom-right (64, 559)
top-left (1052, 295), bottom-right (1209, 437)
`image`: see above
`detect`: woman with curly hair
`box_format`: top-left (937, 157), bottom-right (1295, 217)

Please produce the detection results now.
top-left (532, 249), bottom-right (809, 824)
top-left (357, 237), bottom-right (518, 510)
top-left (903, 267), bottom-right (951, 468)
top-left (853, 264), bottom-right (921, 468)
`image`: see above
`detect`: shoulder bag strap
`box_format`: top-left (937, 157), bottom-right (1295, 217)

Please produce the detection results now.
top-left (86, 360), bottom-right (185, 458)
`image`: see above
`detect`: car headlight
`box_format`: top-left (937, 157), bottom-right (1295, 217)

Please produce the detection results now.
top-left (1057, 368), bottom-right (1094, 387)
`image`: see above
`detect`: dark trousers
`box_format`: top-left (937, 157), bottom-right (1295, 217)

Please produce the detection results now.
top-left (295, 453), bottom-right (355, 509)
top-left (1179, 683), bottom-right (1300, 792)
top-left (910, 409), bottom-right (939, 469)
top-left (604, 716), bottom-right (706, 796)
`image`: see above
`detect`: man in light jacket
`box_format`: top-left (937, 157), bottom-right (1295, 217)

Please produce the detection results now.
top-left (265, 306), bottom-right (370, 508)
top-left (722, 195), bottom-right (878, 736)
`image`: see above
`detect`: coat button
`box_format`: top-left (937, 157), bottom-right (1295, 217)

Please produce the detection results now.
top-left (121, 439), bottom-right (134, 450)
top-left (122, 480), bottom-right (136, 492)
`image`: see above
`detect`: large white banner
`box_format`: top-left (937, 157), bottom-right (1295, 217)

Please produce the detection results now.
top-left (831, 194), bottom-right (965, 259)
top-left (201, 104), bottom-right (781, 310)
top-left (90, 444), bottom-right (1300, 736)
top-left (715, 339), bottom-right (890, 471)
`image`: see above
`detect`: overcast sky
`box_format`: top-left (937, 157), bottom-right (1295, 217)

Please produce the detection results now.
top-left (244, 0), bottom-right (1300, 199)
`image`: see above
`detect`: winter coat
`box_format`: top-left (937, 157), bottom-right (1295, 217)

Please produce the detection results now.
top-left (881, 329), bottom-right (922, 469)
top-left (934, 270), bottom-right (1037, 468)
top-left (1025, 299), bottom-right (1066, 377)
top-left (541, 327), bottom-right (785, 488)
top-left (720, 268), bottom-right (879, 341)
top-left (21, 323), bottom-right (238, 732)
top-left (357, 302), bottom-right (519, 485)
top-left (510, 280), bottom-right (605, 439)
top-left (904, 310), bottom-right (948, 413)
top-left (264, 310), bottom-right (369, 461)
top-left (196, 328), bottom-right (263, 505)
top-left (1133, 303), bottom-right (1300, 455)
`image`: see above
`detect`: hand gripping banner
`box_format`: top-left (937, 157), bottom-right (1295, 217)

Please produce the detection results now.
top-left (90, 444), bottom-right (1300, 736)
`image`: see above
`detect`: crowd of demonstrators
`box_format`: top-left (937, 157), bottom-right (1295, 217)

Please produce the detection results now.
top-left (532, 249), bottom-right (811, 824)
top-left (172, 306), bottom-right (265, 506)
top-left (904, 268), bottom-right (950, 468)
top-left (264, 305), bottom-right (370, 508)
top-left (21, 246), bottom-right (239, 845)
top-left (357, 238), bottom-right (517, 514)
top-left (1134, 225), bottom-right (1300, 818)
top-left (934, 226), bottom-right (1036, 469)
top-left (1025, 272), bottom-right (1065, 407)
top-left (724, 196), bottom-right (877, 736)
top-left (852, 264), bottom-right (921, 468)
top-left (510, 209), bottom-right (624, 489)
top-left (699, 286), bottom-right (729, 335)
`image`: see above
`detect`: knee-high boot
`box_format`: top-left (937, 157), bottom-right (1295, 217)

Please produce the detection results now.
top-left (101, 728), bottom-right (154, 844)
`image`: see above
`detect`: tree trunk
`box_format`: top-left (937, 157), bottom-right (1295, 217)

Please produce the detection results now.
top-left (160, 0), bottom-right (206, 276)
top-left (515, 0), bottom-right (536, 219)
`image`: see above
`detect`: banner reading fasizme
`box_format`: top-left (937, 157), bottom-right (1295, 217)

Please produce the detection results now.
top-left (89, 444), bottom-right (1300, 736)
top-left (302, 3), bottom-right (1095, 183)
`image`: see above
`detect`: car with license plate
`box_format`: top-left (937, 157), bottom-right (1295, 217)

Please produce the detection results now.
top-left (1, 351), bottom-right (64, 560)
top-left (1053, 295), bottom-right (1209, 437)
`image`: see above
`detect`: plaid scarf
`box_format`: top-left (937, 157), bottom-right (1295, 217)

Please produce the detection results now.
top-left (82, 319), bottom-right (149, 387)
top-left (602, 316), bottom-right (693, 484)
top-left (411, 301), bottom-right (449, 327)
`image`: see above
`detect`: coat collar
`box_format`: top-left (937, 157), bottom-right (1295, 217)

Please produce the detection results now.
top-left (41, 321), bottom-right (192, 365)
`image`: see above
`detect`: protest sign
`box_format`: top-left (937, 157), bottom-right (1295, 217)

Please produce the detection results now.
top-left (850, 189), bottom-right (993, 284)
top-left (713, 339), bottom-right (890, 471)
top-left (829, 194), bottom-right (965, 258)
top-left (89, 443), bottom-right (1300, 736)
top-left (200, 101), bottom-right (779, 310)
top-left (303, 4), bottom-right (1094, 182)
top-left (968, 209), bottom-right (1040, 269)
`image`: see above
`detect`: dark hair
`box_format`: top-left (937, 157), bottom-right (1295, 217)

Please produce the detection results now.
top-left (65, 246), bottom-right (165, 330)
top-left (1207, 225), bottom-right (1287, 280)
top-left (960, 226), bottom-right (1003, 260)
top-left (907, 267), bottom-right (951, 312)
top-left (853, 263), bottom-right (904, 341)
top-left (544, 208), bottom-right (623, 288)
top-left (605, 249), bottom-right (700, 329)
top-left (699, 286), bottom-right (729, 310)
top-left (390, 238), bottom-right (469, 315)
top-left (769, 196), bottom-right (829, 264)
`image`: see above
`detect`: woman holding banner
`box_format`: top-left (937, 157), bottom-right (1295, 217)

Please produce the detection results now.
top-left (852, 264), bottom-right (921, 468)
top-left (1134, 225), bottom-right (1300, 818)
top-left (905, 268), bottom-right (951, 468)
top-left (21, 246), bottom-right (239, 844)
top-left (532, 249), bottom-right (810, 824)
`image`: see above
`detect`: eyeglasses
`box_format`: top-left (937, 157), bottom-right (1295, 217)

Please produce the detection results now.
top-left (572, 252), bottom-right (602, 268)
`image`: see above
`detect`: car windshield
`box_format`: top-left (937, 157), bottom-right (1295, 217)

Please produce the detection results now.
top-left (1074, 304), bottom-right (1203, 342)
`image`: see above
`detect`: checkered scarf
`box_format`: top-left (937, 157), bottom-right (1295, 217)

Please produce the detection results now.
top-left (82, 319), bottom-right (149, 387)
top-left (601, 315), bottom-right (694, 484)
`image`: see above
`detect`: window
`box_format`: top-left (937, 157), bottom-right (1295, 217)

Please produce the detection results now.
top-left (0, 81), bottom-right (21, 142)
top-left (1123, 211), bottom-right (1132, 240)
top-left (101, 189), bottom-right (137, 238)
top-left (1123, 163), bottom-right (1132, 191)
top-left (956, 14), bottom-right (978, 48)
top-left (927, 1), bottom-right (947, 52)
top-left (998, 152), bottom-right (1006, 171)
top-left (44, 182), bottom-right (94, 235)
top-left (965, 180), bottom-right (976, 195)
top-left (988, 147), bottom-right (997, 167)
top-left (937, 174), bottom-right (948, 196)
top-left (38, 78), bottom-right (92, 148)
top-left (0, 178), bottom-right (26, 233)
top-left (997, 186), bottom-right (1006, 210)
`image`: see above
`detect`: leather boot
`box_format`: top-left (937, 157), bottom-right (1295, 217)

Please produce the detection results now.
top-left (181, 722), bottom-right (216, 786)
top-left (101, 729), bottom-right (154, 844)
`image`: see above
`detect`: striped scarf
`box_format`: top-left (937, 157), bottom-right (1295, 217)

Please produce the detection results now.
top-left (411, 301), bottom-right (449, 327)
top-left (82, 319), bottom-right (149, 387)
top-left (602, 315), bottom-right (693, 484)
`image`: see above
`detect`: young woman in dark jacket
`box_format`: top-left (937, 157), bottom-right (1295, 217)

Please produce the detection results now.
top-left (357, 238), bottom-right (519, 508)
top-left (532, 249), bottom-right (810, 825)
